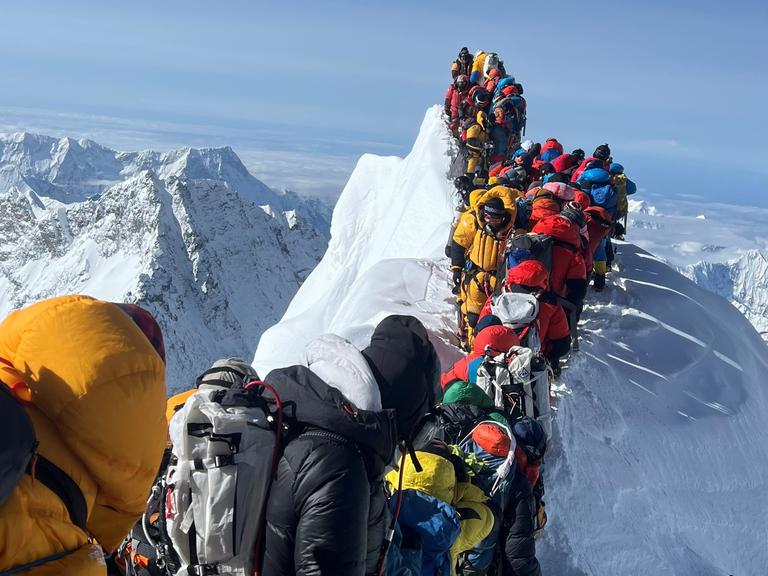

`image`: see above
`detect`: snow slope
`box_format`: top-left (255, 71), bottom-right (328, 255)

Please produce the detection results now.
top-left (254, 106), bottom-right (768, 574)
top-left (627, 198), bottom-right (768, 343)
top-left (0, 133), bottom-right (329, 391)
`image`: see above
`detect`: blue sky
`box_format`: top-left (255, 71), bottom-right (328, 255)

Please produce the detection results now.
top-left (1, 0), bottom-right (766, 204)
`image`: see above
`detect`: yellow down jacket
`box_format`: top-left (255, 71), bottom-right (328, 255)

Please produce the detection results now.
top-left (0, 296), bottom-right (167, 575)
top-left (453, 186), bottom-right (517, 317)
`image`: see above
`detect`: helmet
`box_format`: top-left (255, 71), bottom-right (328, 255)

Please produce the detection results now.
top-left (512, 416), bottom-right (546, 462)
top-left (455, 74), bottom-right (469, 90)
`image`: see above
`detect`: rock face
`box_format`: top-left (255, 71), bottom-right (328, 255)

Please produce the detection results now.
top-left (0, 132), bottom-right (330, 391)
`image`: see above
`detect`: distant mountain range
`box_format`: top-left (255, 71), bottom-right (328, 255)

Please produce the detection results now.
top-left (0, 132), bottom-right (332, 391)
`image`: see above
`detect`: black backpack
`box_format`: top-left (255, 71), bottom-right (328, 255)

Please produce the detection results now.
top-left (412, 403), bottom-right (492, 450)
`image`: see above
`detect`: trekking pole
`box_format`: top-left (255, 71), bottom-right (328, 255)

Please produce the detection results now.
top-left (375, 449), bottom-right (408, 576)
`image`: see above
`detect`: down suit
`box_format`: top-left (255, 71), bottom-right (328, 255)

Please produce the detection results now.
top-left (262, 315), bottom-right (439, 576)
top-left (0, 296), bottom-right (167, 576)
top-left (451, 186), bottom-right (517, 330)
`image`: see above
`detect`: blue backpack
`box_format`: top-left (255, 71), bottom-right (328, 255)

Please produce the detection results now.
top-left (590, 184), bottom-right (618, 217)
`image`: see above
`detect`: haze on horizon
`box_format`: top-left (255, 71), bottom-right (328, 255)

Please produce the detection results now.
top-left (1, 0), bottom-right (766, 205)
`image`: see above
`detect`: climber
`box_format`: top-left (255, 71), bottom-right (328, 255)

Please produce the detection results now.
top-left (451, 46), bottom-right (474, 80)
top-left (0, 296), bottom-right (167, 576)
top-left (469, 50), bottom-right (488, 85)
top-left (445, 74), bottom-right (470, 135)
top-left (450, 186), bottom-right (517, 346)
top-left (462, 110), bottom-right (492, 181)
top-left (583, 205), bottom-right (614, 292)
top-left (263, 315), bottom-right (440, 576)
top-left (570, 143), bottom-right (611, 183)
top-left (502, 418), bottom-right (546, 576)
top-left (531, 212), bottom-right (588, 348)
top-left (609, 162), bottom-right (637, 236)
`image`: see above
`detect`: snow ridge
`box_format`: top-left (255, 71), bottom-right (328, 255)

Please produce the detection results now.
top-left (255, 106), bottom-right (768, 574)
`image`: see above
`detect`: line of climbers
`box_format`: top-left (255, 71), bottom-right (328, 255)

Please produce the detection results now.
top-left (444, 48), bottom-right (527, 182)
top-left (437, 46), bottom-right (640, 576)
top-left (0, 49), bottom-right (639, 576)
top-left (0, 299), bottom-right (546, 576)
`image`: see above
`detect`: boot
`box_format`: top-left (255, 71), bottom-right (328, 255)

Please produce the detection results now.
top-left (593, 273), bottom-right (606, 292)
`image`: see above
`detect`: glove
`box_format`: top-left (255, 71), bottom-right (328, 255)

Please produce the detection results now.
top-left (613, 221), bottom-right (626, 238)
top-left (535, 500), bottom-right (548, 534)
top-left (452, 267), bottom-right (463, 295)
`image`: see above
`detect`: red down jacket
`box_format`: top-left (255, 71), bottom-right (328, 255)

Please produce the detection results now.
top-left (441, 325), bottom-right (519, 389)
top-left (531, 215), bottom-right (586, 298)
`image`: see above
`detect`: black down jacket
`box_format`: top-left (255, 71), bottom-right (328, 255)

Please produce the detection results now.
top-left (502, 470), bottom-right (542, 576)
top-left (261, 365), bottom-right (396, 576)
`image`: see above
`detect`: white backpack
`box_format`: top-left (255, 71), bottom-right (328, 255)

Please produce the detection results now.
top-left (165, 381), bottom-right (283, 576)
top-left (476, 346), bottom-right (553, 443)
top-left (491, 292), bottom-right (542, 353)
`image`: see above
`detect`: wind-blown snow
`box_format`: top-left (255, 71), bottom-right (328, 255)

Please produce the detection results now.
top-left (254, 106), bottom-right (768, 574)
top-left (0, 133), bottom-right (330, 391)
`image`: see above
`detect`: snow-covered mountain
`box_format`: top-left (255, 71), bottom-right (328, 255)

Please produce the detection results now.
top-left (255, 106), bottom-right (768, 574)
top-left (626, 198), bottom-right (768, 343)
top-left (0, 132), bottom-right (330, 391)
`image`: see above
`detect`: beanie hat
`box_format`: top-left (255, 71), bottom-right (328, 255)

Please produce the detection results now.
top-left (561, 201), bottom-right (587, 228)
top-left (609, 162), bottom-right (624, 175)
top-left (571, 148), bottom-right (585, 160)
top-left (483, 196), bottom-right (506, 217)
top-left (475, 314), bottom-right (503, 334)
top-left (593, 144), bottom-right (611, 161)
top-left (538, 162), bottom-right (555, 174)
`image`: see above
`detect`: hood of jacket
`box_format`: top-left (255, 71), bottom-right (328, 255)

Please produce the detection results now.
top-left (265, 364), bottom-right (396, 467)
top-left (532, 214), bottom-right (582, 248)
top-left (361, 315), bottom-right (441, 441)
top-left (0, 295), bottom-right (167, 564)
top-left (302, 334), bottom-right (382, 412)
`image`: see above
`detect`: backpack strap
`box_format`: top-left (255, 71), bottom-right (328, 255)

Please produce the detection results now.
top-left (27, 455), bottom-right (88, 533)
top-left (0, 458), bottom-right (89, 576)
